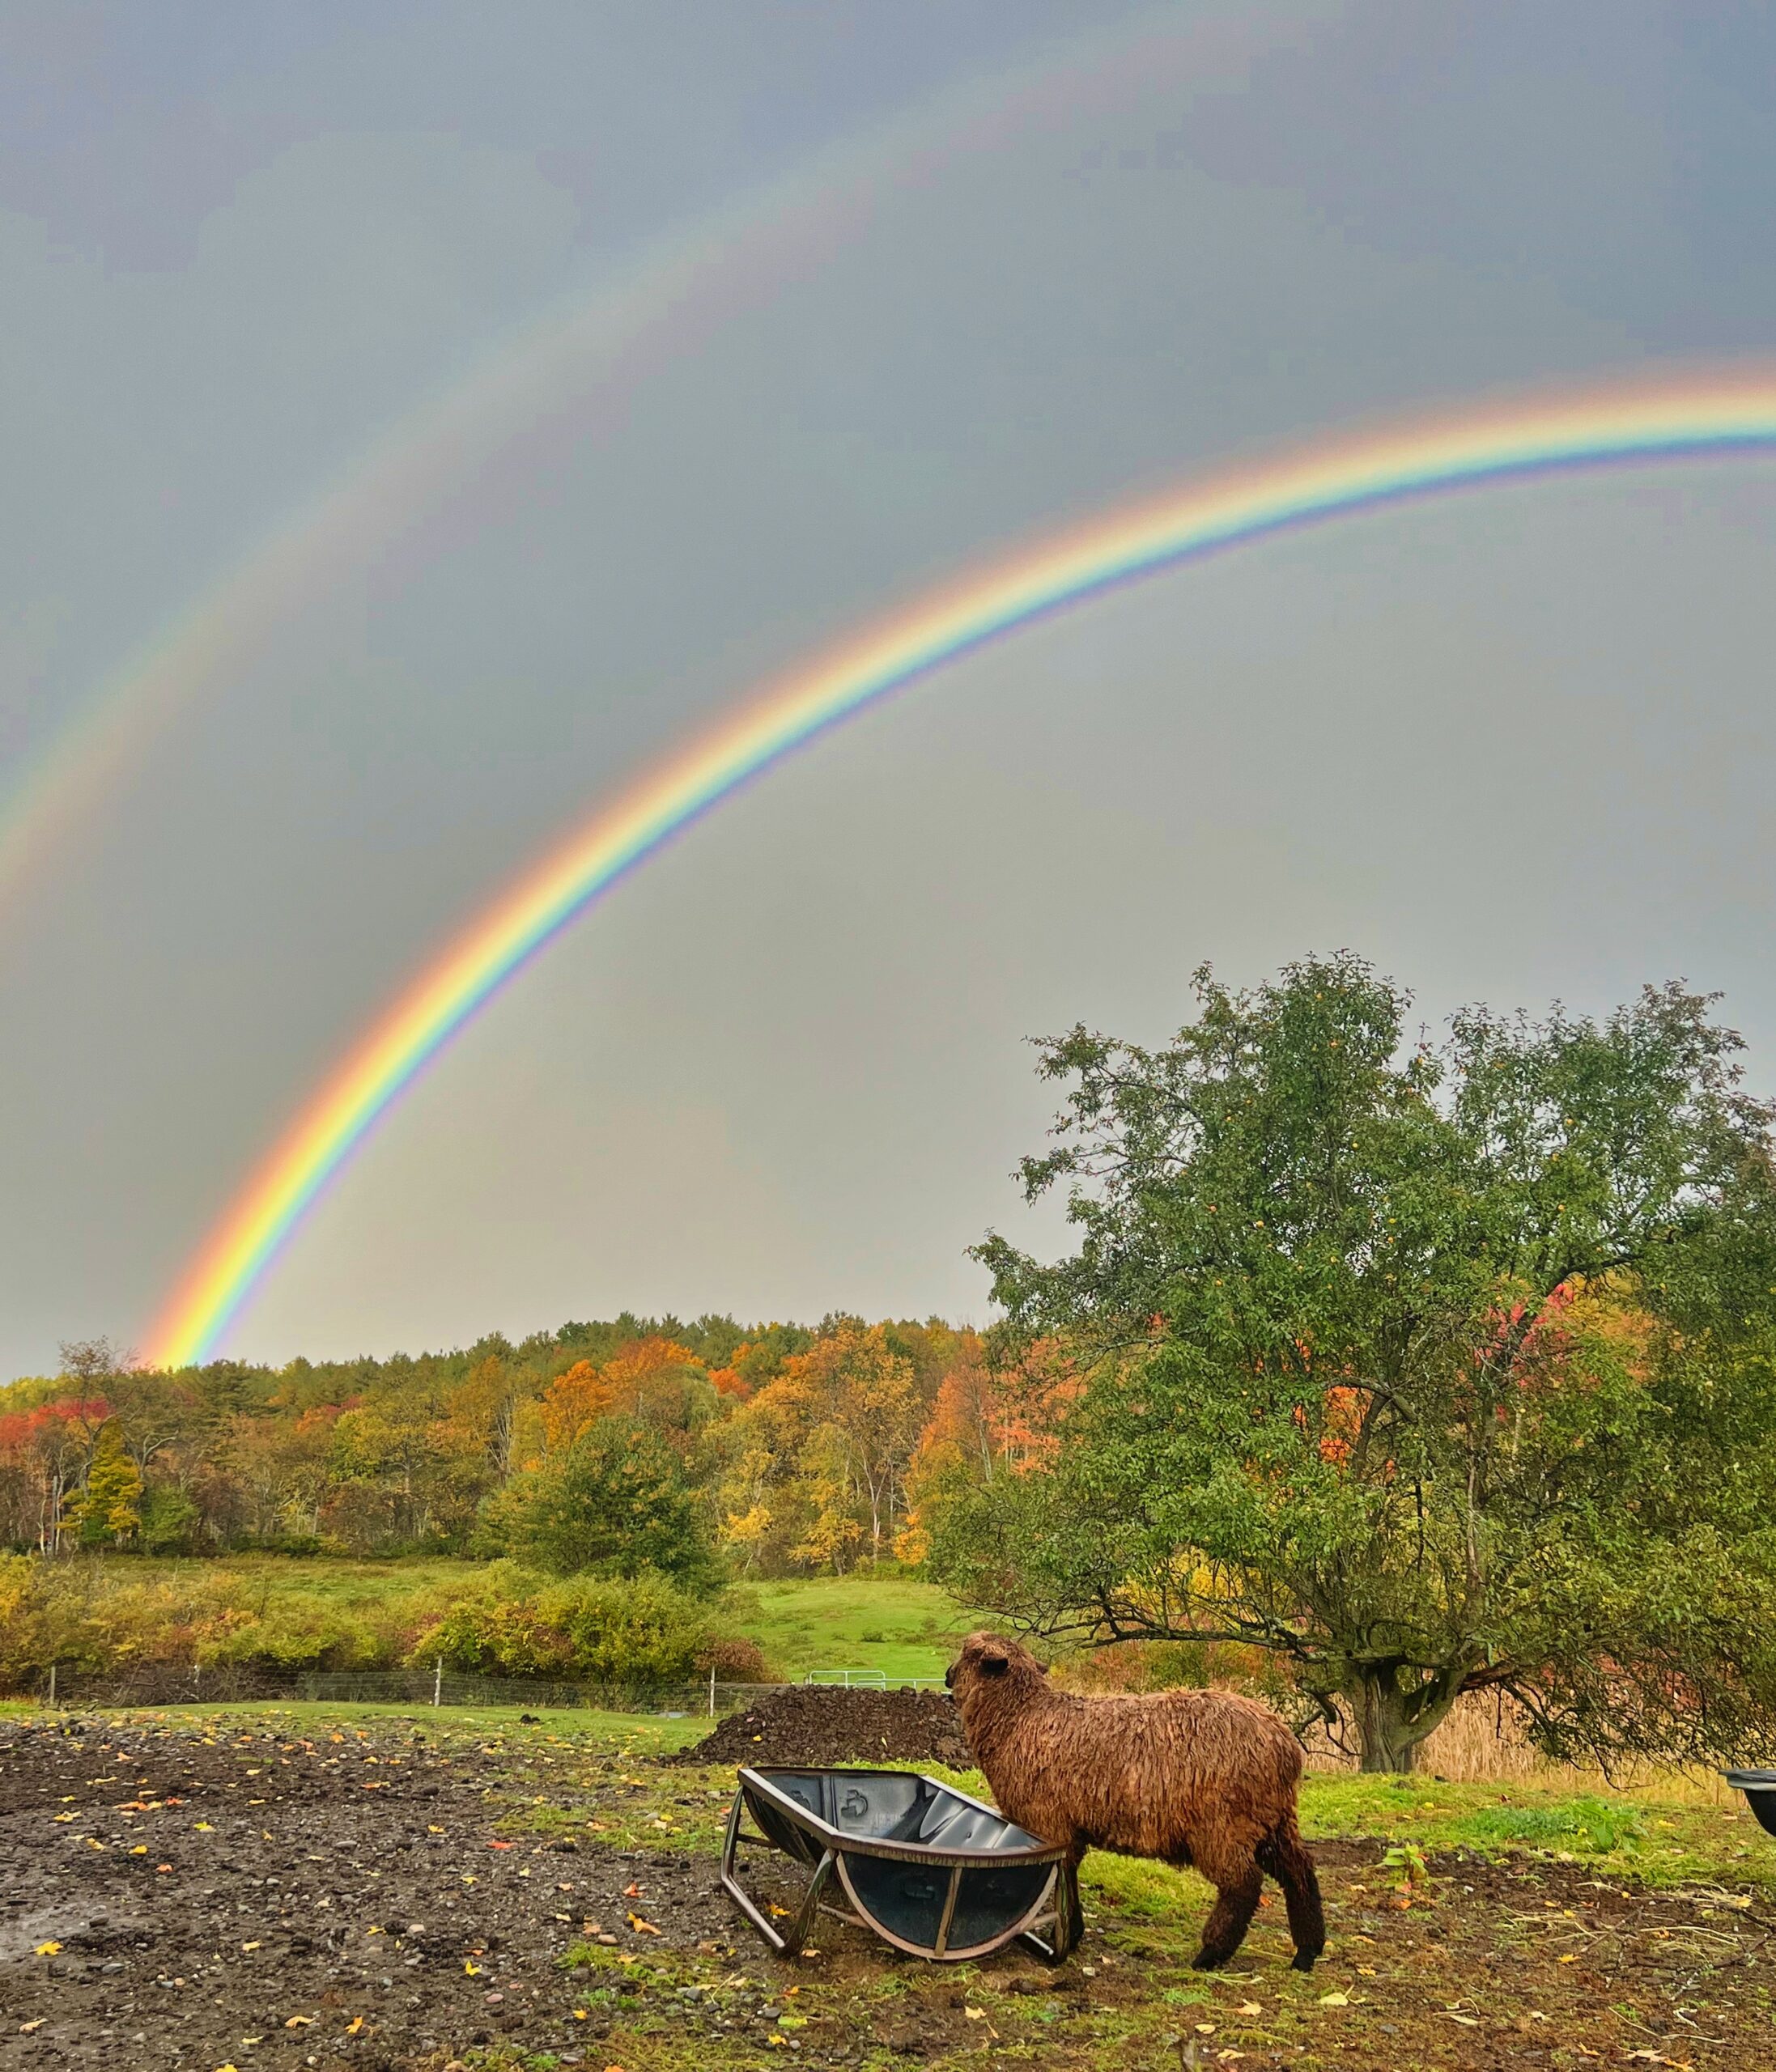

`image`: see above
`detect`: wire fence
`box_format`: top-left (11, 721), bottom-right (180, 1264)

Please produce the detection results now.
top-left (25, 1662), bottom-right (949, 1715)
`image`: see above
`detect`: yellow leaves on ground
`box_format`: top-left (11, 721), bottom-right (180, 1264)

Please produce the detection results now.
top-left (32, 1941), bottom-right (61, 1956)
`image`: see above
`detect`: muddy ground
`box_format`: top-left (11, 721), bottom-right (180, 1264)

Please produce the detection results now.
top-left (1, 1711), bottom-right (1773, 2070)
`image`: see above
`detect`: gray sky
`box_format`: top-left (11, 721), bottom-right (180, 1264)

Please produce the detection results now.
top-left (4, 1), bottom-right (1776, 1374)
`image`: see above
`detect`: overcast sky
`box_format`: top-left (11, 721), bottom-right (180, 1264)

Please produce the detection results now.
top-left (4, 1), bottom-right (1776, 1375)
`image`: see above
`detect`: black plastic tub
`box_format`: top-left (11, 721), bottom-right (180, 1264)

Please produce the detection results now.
top-left (720, 1764), bottom-right (1080, 1962)
top-left (1723, 1769), bottom-right (1776, 1836)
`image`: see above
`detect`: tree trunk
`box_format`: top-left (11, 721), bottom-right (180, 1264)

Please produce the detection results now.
top-left (1345, 1663), bottom-right (1463, 1773)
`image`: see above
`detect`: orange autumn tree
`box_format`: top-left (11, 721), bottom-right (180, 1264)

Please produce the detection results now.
top-left (537, 1360), bottom-right (616, 1454)
top-left (897, 1335), bottom-right (1075, 1563)
top-left (714, 1321), bottom-right (924, 1573)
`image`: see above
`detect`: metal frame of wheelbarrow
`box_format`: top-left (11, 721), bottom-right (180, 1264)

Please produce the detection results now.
top-left (721, 1765), bottom-right (1081, 1963)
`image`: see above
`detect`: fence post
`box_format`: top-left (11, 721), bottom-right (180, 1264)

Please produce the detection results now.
top-left (708, 1665), bottom-right (716, 1718)
top-left (47, 1662), bottom-right (55, 1709)
top-left (434, 1658), bottom-right (443, 1709)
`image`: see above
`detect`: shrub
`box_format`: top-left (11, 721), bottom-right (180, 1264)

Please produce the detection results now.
top-left (410, 1563), bottom-right (713, 1688)
top-left (197, 1599), bottom-right (390, 1673)
top-left (407, 1566), bottom-right (574, 1676)
top-left (696, 1634), bottom-right (774, 1682)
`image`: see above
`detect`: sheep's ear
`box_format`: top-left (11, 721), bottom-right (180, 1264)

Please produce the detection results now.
top-left (978, 1650), bottom-right (1009, 1678)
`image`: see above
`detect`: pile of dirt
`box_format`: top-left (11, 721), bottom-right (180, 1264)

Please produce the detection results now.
top-left (682, 1684), bottom-right (973, 1769)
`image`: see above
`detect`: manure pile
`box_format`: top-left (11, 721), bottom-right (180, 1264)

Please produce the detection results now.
top-left (683, 1684), bottom-right (972, 1768)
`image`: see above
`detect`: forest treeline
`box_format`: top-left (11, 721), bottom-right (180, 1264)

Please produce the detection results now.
top-left (0, 1311), bottom-right (1054, 1581)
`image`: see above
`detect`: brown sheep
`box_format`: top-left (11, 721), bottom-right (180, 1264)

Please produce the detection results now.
top-left (946, 1630), bottom-right (1324, 1970)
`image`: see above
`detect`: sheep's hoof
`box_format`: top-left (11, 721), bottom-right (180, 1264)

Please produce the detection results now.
top-left (1290, 1949), bottom-right (1322, 1972)
top-left (1190, 1948), bottom-right (1229, 1971)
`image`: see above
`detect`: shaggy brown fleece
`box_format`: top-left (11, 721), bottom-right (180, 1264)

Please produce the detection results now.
top-left (947, 1630), bottom-right (1325, 1970)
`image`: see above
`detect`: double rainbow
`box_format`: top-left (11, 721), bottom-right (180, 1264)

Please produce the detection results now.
top-left (147, 373), bottom-right (1776, 1368)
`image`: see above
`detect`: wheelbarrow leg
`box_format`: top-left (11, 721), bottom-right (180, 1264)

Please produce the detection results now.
top-left (1020, 1860), bottom-right (1082, 1964)
top-left (720, 1798), bottom-right (835, 1959)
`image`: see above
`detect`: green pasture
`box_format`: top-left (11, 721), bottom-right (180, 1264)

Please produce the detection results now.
top-left (737, 1574), bottom-right (974, 1681)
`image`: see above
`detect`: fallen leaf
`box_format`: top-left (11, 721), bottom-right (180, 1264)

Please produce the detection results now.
top-left (1558, 1952), bottom-right (1578, 1964)
top-left (19, 2019), bottom-right (44, 2034)
top-left (240, 1941), bottom-right (261, 1953)
top-left (627, 1913), bottom-right (661, 1935)
top-left (1318, 1990), bottom-right (1349, 2007)
top-left (345, 2016), bottom-right (365, 2035)
top-left (487, 1839), bottom-right (513, 1851)
top-left (130, 1845), bottom-right (147, 1855)
top-left (463, 1960), bottom-right (483, 1976)
top-left (1447, 2014), bottom-right (1481, 2027)
top-left (283, 2015), bottom-right (313, 2027)
top-left (1236, 2002), bottom-right (1262, 2016)
top-left (622, 1882), bottom-right (643, 1898)
top-left (34, 1941), bottom-right (62, 1956)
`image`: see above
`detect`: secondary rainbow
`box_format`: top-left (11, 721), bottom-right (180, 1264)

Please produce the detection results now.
top-left (147, 372), bottom-right (1776, 1368)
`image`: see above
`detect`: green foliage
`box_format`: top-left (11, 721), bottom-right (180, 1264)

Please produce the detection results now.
top-left (138, 1484), bottom-right (201, 1554)
top-left (406, 1565), bottom-right (574, 1676)
top-left (1381, 1840), bottom-right (1430, 1894)
top-left (480, 1416), bottom-right (720, 1590)
top-left (408, 1561), bottom-right (715, 1687)
top-left (958, 954), bottom-right (1776, 1770)
top-left (196, 1599), bottom-right (391, 1672)
top-left (66, 1422), bottom-right (142, 1546)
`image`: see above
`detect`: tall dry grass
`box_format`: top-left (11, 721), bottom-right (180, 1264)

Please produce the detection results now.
top-left (1302, 1689), bottom-right (1737, 1806)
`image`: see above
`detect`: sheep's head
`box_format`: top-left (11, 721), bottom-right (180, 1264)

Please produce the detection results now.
top-left (945, 1630), bottom-right (1047, 1717)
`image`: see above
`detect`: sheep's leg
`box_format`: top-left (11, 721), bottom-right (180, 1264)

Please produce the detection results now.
top-left (1189, 1864), bottom-right (1263, 1969)
top-left (1259, 1819), bottom-right (1327, 1970)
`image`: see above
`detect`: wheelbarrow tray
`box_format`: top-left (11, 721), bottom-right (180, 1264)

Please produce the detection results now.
top-left (1724, 1768), bottom-right (1776, 1836)
top-left (721, 1764), bottom-right (1080, 1962)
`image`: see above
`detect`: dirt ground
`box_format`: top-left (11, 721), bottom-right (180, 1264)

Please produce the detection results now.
top-left (1, 1710), bottom-right (1773, 2070)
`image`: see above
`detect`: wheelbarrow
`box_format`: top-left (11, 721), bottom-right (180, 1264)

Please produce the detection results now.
top-left (720, 1764), bottom-right (1081, 1962)
top-left (1723, 1769), bottom-right (1776, 1835)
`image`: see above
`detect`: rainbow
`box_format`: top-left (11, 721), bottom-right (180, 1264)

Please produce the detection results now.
top-left (0, 8), bottom-right (1197, 924)
top-left (146, 372), bottom-right (1776, 1368)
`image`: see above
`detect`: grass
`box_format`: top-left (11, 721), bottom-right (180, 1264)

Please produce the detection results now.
top-left (736, 1574), bottom-right (974, 1682)
top-left (1298, 1768), bottom-right (1770, 1890)
top-left (124, 1550), bottom-right (479, 1616)
top-left (62, 1697), bottom-right (712, 1754)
